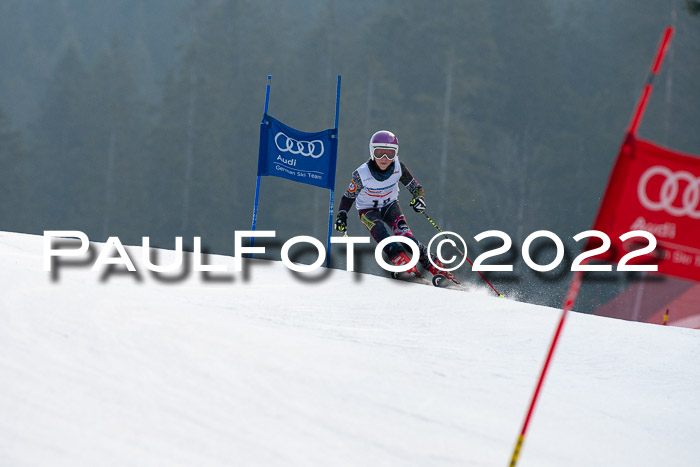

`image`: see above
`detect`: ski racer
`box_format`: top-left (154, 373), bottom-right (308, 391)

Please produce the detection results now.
top-left (334, 130), bottom-right (455, 281)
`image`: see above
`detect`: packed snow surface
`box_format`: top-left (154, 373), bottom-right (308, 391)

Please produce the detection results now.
top-left (1, 231), bottom-right (699, 466)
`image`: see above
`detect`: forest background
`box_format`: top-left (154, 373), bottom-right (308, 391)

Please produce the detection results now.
top-left (1, 0), bottom-right (698, 311)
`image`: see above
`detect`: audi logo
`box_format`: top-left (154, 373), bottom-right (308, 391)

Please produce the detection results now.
top-left (637, 165), bottom-right (700, 218)
top-left (275, 132), bottom-right (324, 158)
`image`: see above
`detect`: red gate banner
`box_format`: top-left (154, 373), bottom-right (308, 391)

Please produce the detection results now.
top-left (591, 134), bottom-right (700, 282)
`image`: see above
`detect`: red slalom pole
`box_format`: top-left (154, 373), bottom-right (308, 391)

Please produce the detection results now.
top-left (627, 26), bottom-right (674, 136)
top-left (508, 268), bottom-right (583, 467)
top-left (509, 28), bottom-right (674, 466)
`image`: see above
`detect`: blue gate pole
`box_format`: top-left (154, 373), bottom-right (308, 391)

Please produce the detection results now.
top-left (326, 75), bottom-right (341, 267)
top-left (334, 75), bottom-right (341, 129)
top-left (250, 75), bottom-right (272, 258)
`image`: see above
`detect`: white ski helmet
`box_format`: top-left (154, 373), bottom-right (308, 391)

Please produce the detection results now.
top-left (369, 130), bottom-right (399, 160)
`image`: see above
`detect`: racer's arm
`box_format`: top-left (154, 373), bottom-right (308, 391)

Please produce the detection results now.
top-left (399, 162), bottom-right (424, 198)
top-left (400, 162), bottom-right (426, 213)
top-left (335, 171), bottom-right (363, 231)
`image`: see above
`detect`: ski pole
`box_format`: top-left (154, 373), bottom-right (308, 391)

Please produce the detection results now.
top-left (416, 208), bottom-right (503, 298)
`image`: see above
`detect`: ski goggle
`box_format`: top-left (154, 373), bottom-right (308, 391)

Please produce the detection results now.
top-left (373, 148), bottom-right (397, 160)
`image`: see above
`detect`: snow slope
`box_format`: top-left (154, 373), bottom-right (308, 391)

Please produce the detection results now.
top-left (1, 231), bottom-right (699, 467)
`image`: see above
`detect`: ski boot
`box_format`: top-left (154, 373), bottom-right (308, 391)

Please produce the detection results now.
top-left (390, 252), bottom-right (421, 278)
top-left (425, 257), bottom-right (458, 287)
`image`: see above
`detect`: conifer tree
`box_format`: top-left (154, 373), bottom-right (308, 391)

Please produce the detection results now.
top-left (0, 107), bottom-right (28, 230)
top-left (31, 42), bottom-right (92, 231)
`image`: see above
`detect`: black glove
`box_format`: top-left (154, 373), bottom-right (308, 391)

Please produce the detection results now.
top-left (335, 211), bottom-right (348, 232)
top-left (410, 196), bottom-right (426, 213)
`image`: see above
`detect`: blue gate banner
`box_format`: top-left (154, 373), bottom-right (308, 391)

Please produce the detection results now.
top-left (257, 114), bottom-right (338, 190)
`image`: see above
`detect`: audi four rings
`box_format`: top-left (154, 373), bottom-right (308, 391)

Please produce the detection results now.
top-left (637, 165), bottom-right (700, 218)
top-left (275, 132), bottom-right (324, 158)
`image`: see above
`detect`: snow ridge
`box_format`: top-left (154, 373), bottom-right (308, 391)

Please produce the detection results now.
top-left (1, 231), bottom-right (698, 467)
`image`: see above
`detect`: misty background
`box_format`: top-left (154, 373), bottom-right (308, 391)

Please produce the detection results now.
top-left (1, 0), bottom-right (698, 312)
